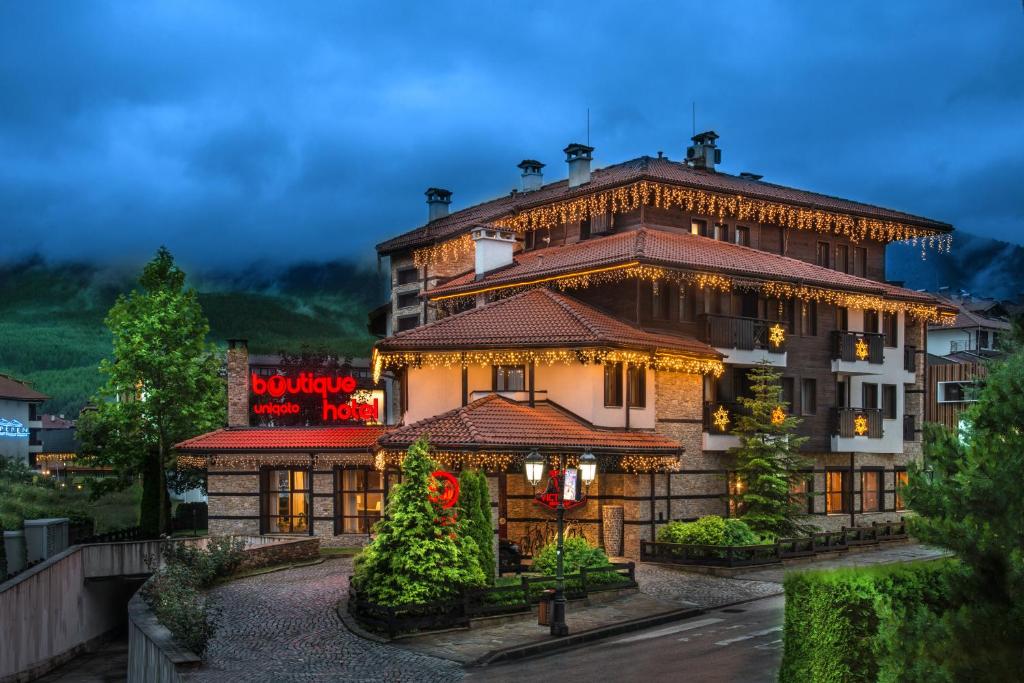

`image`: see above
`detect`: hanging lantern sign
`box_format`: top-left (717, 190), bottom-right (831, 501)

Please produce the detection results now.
top-left (535, 469), bottom-right (587, 511)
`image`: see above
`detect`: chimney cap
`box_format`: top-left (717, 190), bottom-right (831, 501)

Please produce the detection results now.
top-left (738, 172), bottom-right (763, 181)
top-left (425, 187), bottom-right (452, 202)
top-left (517, 159), bottom-right (545, 171)
top-left (691, 130), bottom-right (719, 145)
top-left (563, 143), bottom-right (594, 160)
top-left (227, 338), bottom-right (248, 349)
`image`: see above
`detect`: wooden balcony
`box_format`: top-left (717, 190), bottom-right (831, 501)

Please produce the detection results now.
top-left (831, 331), bottom-right (884, 364)
top-left (699, 314), bottom-right (787, 352)
top-left (831, 408), bottom-right (883, 438)
top-left (702, 401), bottom-right (748, 434)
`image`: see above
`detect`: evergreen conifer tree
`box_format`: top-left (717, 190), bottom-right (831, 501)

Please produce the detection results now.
top-left (458, 469), bottom-right (495, 583)
top-left (353, 439), bottom-right (485, 605)
top-left (729, 360), bottom-right (810, 537)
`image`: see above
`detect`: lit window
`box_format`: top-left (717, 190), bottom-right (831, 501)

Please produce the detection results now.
top-left (826, 470), bottom-right (850, 514)
top-left (691, 219), bottom-right (708, 237)
top-left (262, 468), bottom-right (310, 534)
top-left (337, 468), bottom-right (385, 535)
top-left (494, 365), bottom-right (526, 391)
top-left (861, 470), bottom-right (881, 512)
top-left (895, 469), bottom-right (909, 510)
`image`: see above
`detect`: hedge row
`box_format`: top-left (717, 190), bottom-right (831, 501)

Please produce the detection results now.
top-left (780, 560), bottom-right (961, 683)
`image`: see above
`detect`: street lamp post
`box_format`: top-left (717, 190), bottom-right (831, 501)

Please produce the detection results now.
top-left (524, 448), bottom-right (597, 638)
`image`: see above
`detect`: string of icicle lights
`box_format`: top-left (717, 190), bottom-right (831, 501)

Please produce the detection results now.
top-left (411, 180), bottom-right (953, 267)
top-left (372, 347), bottom-right (725, 384)
top-left (177, 453), bottom-right (375, 470)
top-left (428, 263), bottom-right (956, 326)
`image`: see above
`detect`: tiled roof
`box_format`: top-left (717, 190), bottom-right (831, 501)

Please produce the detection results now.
top-left (40, 414), bottom-right (74, 429)
top-left (929, 308), bottom-right (1013, 331)
top-left (377, 155), bottom-right (952, 254)
top-left (427, 228), bottom-right (946, 306)
top-left (175, 426), bottom-right (388, 452)
top-left (0, 375), bottom-right (49, 402)
top-left (378, 394), bottom-right (681, 453)
top-left (377, 287), bottom-right (720, 357)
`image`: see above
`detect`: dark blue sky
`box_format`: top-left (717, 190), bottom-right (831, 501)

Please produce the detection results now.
top-left (2, 2), bottom-right (1022, 269)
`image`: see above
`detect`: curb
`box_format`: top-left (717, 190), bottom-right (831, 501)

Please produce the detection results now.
top-left (470, 604), bottom-right (704, 667)
top-left (336, 598), bottom-right (390, 644)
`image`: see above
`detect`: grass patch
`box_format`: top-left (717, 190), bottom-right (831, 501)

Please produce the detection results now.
top-left (321, 546), bottom-right (364, 558)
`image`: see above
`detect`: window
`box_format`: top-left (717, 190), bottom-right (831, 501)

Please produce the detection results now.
top-left (816, 242), bottom-right (830, 268)
top-left (800, 301), bottom-right (818, 336)
top-left (627, 365), bottom-right (646, 408)
top-left (524, 230), bottom-right (536, 250)
top-left (691, 219), bottom-right (708, 237)
top-left (715, 223), bottom-right (729, 241)
top-left (727, 472), bottom-right (746, 516)
top-left (679, 287), bottom-right (697, 322)
top-left (579, 217), bottom-right (591, 240)
top-left (837, 307), bottom-right (849, 331)
top-left (651, 280), bottom-right (671, 320)
top-left (863, 309), bottom-right (879, 334)
top-left (261, 468), bottom-right (310, 534)
top-left (781, 377), bottom-right (795, 413)
top-left (493, 365), bottom-right (526, 391)
top-left (862, 382), bottom-right (879, 409)
top-left (734, 225), bottom-right (751, 246)
top-left (396, 291), bottom-right (419, 309)
top-left (790, 476), bottom-right (812, 514)
top-left (883, 312), bottom-right (898, 348)
top-left (882, 384), bottom-right (897, 420)
top-left (337, 468), bottom-right (384, 534)
top-left (853, 247), bottom-right (867, 277)
top-left (835, 244), bottom-right (849, 273)
top-left (603, 362), bottom-right (623, 407)
top-left (938, 381), bottom-right (976, 403)
top-left (397, 315), bottom-right (419, 332)
top-left (895, 469), bottom-right (909, 510)
top-left (396, 267), bottom-right (419, 286)
top-left (801, 378), bottom-right (817, 415)
top-left (836, 379), bottom-right (848, 408)
top-left (826, 469), bottom-right (850, 514)
top-left (861, 470), bottom-right (882, 512)
top-left (979, 330), bottom-right (990, 349)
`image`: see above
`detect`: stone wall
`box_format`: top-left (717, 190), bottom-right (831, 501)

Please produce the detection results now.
top-left (236, 536), bottom-right (320, 571)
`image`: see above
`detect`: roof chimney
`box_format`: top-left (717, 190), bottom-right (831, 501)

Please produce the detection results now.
top-left (738, 171), bottom-right (762, 181)
top-left (686, 131), bottom-right (721, 171)
top-left (425, 188), bottom-right (452, 222)
top-left (564, 143), bottom-right (594, 188)
top-left (517, 159), bottom-right (545, 192)
top-left (226, 338), bottom-right (249, 428)
top-left (471, 227), bottom-right (516, 278)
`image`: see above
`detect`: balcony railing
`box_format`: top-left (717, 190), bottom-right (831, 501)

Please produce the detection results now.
top-left (699, 314), bottom-right (787, 352)
top-left (832, 408), bottom-right (883, 438)
top-left (904, 345), bottom-right (917, 373)
top-left (702, 401), bottom-right (750, 434)
top-left (831, 331), bottom-right (884, 364)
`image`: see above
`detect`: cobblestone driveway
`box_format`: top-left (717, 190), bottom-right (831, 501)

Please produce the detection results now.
top-left (192, 558), bottom-right (463, 683)
top-left (636, 564), bottom-right (782, 608)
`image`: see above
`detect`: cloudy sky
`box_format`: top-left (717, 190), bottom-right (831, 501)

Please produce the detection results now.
top-left (2, 1), bottom-right (1022, 268)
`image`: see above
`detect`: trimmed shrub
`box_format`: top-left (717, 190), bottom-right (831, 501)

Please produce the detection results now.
top-left (656, 515), bottom-right (760, 546)
top-left (530, 536), bottom-right (625, 588)
top-left (160, 536), bottom-right (246, 587)
top-left (458, 470), bottom-right (495, 583)
top-left (779, 560), bottom-right (960, 683)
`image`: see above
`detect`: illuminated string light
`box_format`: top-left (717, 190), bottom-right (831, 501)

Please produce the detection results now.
top-left (712, 406), bottom-right (730, 432)
top-left (412, 179), bottom-right (953, 267)
top-left (771, 406), bottom-right (786, 425)
top-left (854, 415), bottom-right (869, 436)
top-left (373, 347), bottom-right (724, 383)
top-left (855, 338), bottom-right (869, 360)
top-left (178, 453), bottom-right (376, 470)
top-left (768, 324), bottom-right (785, 348)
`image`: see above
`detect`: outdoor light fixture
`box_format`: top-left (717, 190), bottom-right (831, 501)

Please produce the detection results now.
top-left (524, 449), bottom-right (545, 487)
top-left (579, 450), bottom-right (597, 486)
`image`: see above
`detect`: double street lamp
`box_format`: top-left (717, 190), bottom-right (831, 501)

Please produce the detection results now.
top-left (524, 448), bottom-right (597, 637)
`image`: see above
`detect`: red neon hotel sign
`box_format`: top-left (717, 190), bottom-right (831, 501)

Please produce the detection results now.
top-left (250, 372), bottom-right (379, 422)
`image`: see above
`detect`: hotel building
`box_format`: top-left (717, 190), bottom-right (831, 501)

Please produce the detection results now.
top-left (183, 133), bottom-right (956, 558)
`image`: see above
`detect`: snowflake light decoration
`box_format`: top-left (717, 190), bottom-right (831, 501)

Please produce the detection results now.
top-left (712, 405), bottom-right (730, 432)
top-left (771, 406), bottom-right (786, 425)
top-left (854, 414), bottom-right (869, 436)
top-left (768, 324), bottom-right (785, 349)
top-left (855, 338), bottom-right (869, 360)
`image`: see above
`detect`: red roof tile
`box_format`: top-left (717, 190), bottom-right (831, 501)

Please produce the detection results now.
top-left (427, 228), bottom-right (946, 306)
top-left (377, 287), bottom-right (720, 357)
top-left (175, 426), bottom-right (387, 452)
top-left (0, 375), bottom-right (49, 402)
top-left (377, 156), bottom-right (952, 254)
top-left (378, 394), bottom-right (680, 453)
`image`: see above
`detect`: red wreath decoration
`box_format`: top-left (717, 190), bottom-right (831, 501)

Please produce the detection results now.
top-left (428, 470), bottom-right (460, 509)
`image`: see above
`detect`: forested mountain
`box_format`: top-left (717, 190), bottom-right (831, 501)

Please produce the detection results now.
top-left (0, 255), bottom-right (385, 416)
top-left (887, 231), bottom-right (1024, 299)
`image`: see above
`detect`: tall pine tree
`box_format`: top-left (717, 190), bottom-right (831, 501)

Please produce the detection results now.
top-left (459, 469), bottom-right (495, 583)
top-left (729, 360), bottom-right (810, 538)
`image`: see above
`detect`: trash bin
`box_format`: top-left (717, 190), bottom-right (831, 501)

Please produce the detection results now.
top-left (538, 589), bottom-right (555, 626)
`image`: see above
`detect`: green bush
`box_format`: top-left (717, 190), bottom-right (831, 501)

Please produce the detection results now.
top-left (352, 439), bottom-right (486, 606)
top-left (779, 560), bottom-right (960, 683)
top-left (458, 469), bottom-right (495, 584)
top-left (656, 516), bottom-right (760, 546)
top-left (531, 536), bottom-right (622, 584)
top-left (142, 537), bottom-right (246, 655)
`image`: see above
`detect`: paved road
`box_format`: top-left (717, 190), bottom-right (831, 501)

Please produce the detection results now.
top-left (467, 595), bottom-right (786, 683)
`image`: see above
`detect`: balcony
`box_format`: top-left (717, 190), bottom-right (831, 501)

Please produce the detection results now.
top-left (701, 400), bottom-right (745, 451)
top-left (699, 314), bottom-right (787, 367)
top-left (831, 331), bottom-right (884, 375)
top-left (832, 407), bottom-right (883, 438)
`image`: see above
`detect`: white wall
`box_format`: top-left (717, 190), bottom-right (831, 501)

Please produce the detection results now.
top-left (0, 398), bottom-right (31, 463)
top-left (927, 327), bottom-right (974, 356)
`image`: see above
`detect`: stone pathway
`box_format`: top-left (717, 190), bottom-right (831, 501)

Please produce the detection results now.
top-left (192, 558), bottom-right (462, 682)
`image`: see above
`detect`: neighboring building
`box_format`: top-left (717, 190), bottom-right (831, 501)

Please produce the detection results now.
top-left (925, 293), bottom-right (1015, 431)
top-left (0, 374), bottom-right (48, 464)
top-left (183, 132), bottom-right (958, 557)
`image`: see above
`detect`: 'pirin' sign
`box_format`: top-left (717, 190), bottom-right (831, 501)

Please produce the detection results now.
top-left (0, 418), bottom-right (29, 439)
top-left (250, 373), bottom-right (379, 422)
